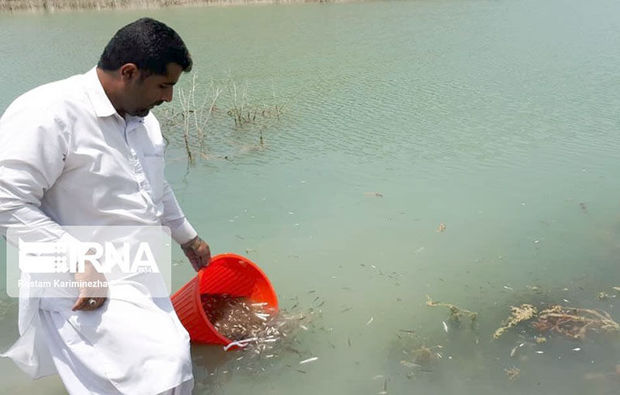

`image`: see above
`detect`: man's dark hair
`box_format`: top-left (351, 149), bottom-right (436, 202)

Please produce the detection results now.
top-left (98, 17), bottom-right (192, 75)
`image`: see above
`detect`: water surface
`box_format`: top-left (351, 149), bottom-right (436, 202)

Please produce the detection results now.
top-left (1, 1), bottom-right (619, 394)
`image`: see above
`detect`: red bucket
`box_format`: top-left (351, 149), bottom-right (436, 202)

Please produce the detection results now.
top-left (171, 253), bottom-right (278, 347)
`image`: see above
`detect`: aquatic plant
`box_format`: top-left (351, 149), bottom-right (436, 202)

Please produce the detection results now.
top-left (504, 367), bottom-right (520, 380)
top-left (493, 303), bottom-right (619, 340)
top-left (425, 295), bottom-right (478, 327)
top-left (493, 304), bottom-right (537, 339)
top-left (532, 305), bottom-right (619, 340)
top-left (412, 344), bottom-right (443, 364)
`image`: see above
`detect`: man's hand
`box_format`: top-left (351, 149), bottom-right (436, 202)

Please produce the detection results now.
top-left (181, 236), bottom-right (211, 271)
top-left (72, 260), bottom-right (108, 311)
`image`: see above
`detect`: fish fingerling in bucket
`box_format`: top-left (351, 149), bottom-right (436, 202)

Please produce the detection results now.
top-left (201, 294), bottom-right (277, 341)
top-left (201, 294), bottom-right (315, 359)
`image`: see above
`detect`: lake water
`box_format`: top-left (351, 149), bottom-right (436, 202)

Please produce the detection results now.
top-left (1, 1), bottom-right (619, 394)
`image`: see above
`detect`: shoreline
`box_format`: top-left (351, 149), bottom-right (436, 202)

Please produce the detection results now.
top-left (0, 0), bottom-right (358, 13)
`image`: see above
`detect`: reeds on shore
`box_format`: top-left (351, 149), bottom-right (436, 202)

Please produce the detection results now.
top-left (0, 0), bottom-right (338, 12)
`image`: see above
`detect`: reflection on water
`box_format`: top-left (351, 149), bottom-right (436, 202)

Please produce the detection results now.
top-left (1, 0), bottom-right (619, 394)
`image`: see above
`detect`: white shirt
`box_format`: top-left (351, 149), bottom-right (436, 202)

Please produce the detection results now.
top-left (0, 68), bottom-right (197, 391)
top-left (0, 67), bottom-right (197, 245)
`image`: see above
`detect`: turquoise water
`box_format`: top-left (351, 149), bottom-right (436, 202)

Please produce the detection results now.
top-left (1, 1), bottom-right (619, 393)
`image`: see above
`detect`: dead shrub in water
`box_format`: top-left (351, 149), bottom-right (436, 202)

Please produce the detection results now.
top-left (156, 75), bottom-right (286, 164)
top-left (227, 79), bottom-right (284, 129)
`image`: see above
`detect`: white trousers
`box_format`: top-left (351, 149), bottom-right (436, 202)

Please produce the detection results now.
top-left (38, 291), bottom-right (194, 395)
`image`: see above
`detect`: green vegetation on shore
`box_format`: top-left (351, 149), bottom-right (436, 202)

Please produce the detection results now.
top-left (0, 0), bottom-right (343, 12)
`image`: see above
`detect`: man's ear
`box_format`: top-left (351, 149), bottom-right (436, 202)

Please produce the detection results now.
top-left (119, 63), bottom-right (139, 81)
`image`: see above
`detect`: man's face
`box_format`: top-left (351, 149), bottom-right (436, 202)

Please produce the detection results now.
top-left (123, 63), bottom-right (183, 117)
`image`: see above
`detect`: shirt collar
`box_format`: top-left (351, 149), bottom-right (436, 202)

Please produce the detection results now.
top-left (84, 66), bottom-right (119, 118)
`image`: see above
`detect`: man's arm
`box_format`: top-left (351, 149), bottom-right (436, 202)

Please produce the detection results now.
top-left (0, 106), bottom-right (106, 311)
top-left (160, 180), bottom-right (211, 270)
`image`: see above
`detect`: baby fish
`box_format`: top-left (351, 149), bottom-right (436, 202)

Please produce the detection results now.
top-left (400, 360), bottom-right (421, 368)
top-left (299, 357), bottom-right (318, 365)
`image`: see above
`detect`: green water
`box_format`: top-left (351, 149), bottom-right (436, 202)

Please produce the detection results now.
top-left (1, 1), bottom-right (619, 394)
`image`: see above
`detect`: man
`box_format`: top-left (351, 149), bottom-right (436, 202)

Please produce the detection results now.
top-left (0, 18), bottom-right (210, 394)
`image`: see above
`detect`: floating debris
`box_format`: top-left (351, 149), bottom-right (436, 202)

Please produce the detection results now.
top-left (493, 304), bottom-right (537, 339)
top-left (505, 367), bottom-right (520, 380)
top-left (493, 300), bottom-right (618, 341)
top-left (535, 336), bottom-right (547, 344)
top-left (442, 321), bottom-right (449, 333)
top-left (400, 360), bottom-right (421, 369)
top-left (426, 295), bottom-right (478, 327)
top-left (598, 292), bottom-right (610, 300)
top-left (364, 192), bottom-right (384, 198)
top-left (437, 223), bottom-right (446, 232)
top-left (532, 305), bottom-right (619, 340)
top-left (412, 345), bottom-right (442, 365)
top-left (367, 317), bottom-right (374, 326)
top-left (378, 378), bottom-right (388, 394)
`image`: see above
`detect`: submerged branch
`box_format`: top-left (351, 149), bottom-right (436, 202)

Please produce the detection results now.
top-left (426, 295), bottom-right (478, 327)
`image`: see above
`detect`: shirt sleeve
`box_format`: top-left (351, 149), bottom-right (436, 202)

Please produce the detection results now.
top-left (160, 180), bottom-right (198, 245)
top-left (0, 104), bottom-right (77, 244)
